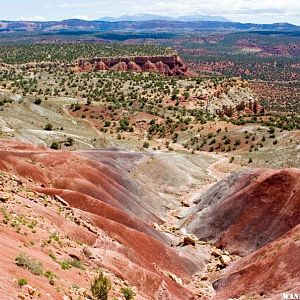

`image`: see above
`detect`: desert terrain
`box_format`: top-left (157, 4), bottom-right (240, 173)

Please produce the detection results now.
top-left (0, 25), bottom-right (299, 300)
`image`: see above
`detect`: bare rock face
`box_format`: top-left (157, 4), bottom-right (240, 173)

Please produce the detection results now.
top-left (182, 168), bottom-right (300, 256)
top-left (142, 60), bottom-right (158, 73)
top-left (95, 61), bottom-right (109, 71)
top-left (127, 61), bottom-right (142, 72)
top-left (73, 55), bottom-right (193, 77)
top-left (155, 61), bottom-right (173, 76)
top-left (172, 65), bottom-right (186, 76)
top-left (77, 61), bottom-right (93, 72)
top-left (20, 54), bottom-right (193, 77)
top-left (110, 61), bottom-right (128, 72)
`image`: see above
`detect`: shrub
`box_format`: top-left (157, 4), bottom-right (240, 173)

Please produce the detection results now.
top-left (91, 272), bottom-right (111, 300)
top-left (60, 260), bottom-right (72, 270)
top-left (268, 127), bottom-right (275, 134)
top-left (69, 258), bottom-right (84, 269)
top-left (74, 102), bottom-right (81, 111)
top-left (44, 123), bottom-right (53, 131)
top-left (121, 287), bottom-right (135, 300)
top-left (234, 139), bottom-right (241, 146)
top-left (65, 137), bottom-right (74, 147)
top-left (44, 270), bottom-right (57, 279)
top-left (15, 253), bottom-right (43, 276)
top-left (83, 247), bottom-right (92, 258)
top-left (104, 120), bottom-right (111, 127)
top-left (60, 258), bottom-right (84, 270)
top-left (48, 251), bottom-right (57, 261)
top-left (143, 142), bottom-right (150, 148)
top-left (18, 278), bottom-right (27, 286)
top-left (50, 142), bottom-right (60, 150)
top-left (34, 98), bottom-right (42, 105)
top-left (229, 157), bottom-right (235, 163)
top-left (209, 138), bottom-right (216, 145)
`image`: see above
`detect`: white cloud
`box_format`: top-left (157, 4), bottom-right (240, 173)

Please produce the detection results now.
top-left (2, 0), bottom-right (300, 24)
top-left (17, 16), bottom-right (47, 21)
top-left (71, 15), bottom-right (94, 20)
top-left (120, 0), bottom-right (300, 17)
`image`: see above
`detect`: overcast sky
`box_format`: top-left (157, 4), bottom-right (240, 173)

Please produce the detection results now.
top-left (1, 0), bottom-right (300, 25)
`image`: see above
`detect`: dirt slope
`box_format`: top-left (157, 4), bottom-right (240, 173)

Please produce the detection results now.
top-left (213, 224), bottom-right (300, 299)
top-left (0, 140), bottom-right (204, 299)
top-left (182, 168), bottom-right (300, 256)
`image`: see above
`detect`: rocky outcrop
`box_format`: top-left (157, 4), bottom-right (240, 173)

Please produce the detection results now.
top-left (11, 54), bottom-right (193, 77)
top-left (142, 60), bottom-right (158, 72)
top-left (110, 61), bottom-right (128, 72)
top-left (127, 61), bottom-right (142, 72)
top-left (182, 168), bottom-right (300, 256)
top-left (75, 55), bottom-right (193, 76)
top-left (155, 61), bottom-right (173, 76)
top-left (180, 167), bottom-right (300, 299)
top-left (172, 65), bottom-right (186, 76)
top-left (95, 61), bottom-right (109, 71)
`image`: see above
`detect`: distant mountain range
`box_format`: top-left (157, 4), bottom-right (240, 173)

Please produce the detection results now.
top-left (98, 14), bottom-right (231, 23)
top-left (0, 19), bottom-right (299, 33)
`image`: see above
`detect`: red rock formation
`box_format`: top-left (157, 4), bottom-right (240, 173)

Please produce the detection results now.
top-left (155, 61), bottom-right (173, 76)
top-left (182, 168), bottom-right (300, 256)
top-left (22, 54), bottom-right (193, 77)
top-left (0, 140), bottom-right (202, 299)
top-left (172, 65), bottom-right (186, 76)
top-left (142, 60), bottom-right (158, 73)
top-left (95, 61), bottom-right (109, 71)
top-left (127, 61), bottom-right (142, 72)
top-left (184, 69), bottom-right (199, 77)
top-left (110, 61), bottom-right (128, 72)
top-left (77, 61), bottom-right (93, 72)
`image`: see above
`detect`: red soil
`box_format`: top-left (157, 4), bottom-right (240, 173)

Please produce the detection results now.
top-left (184, 168), bottom-right (300, 256)
top-left (214, 224), bottom-right (300, 299)
top-left (0, 140), bottom-right (202, 299)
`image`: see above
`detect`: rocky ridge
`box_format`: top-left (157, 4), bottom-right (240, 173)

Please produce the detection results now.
top-left (3, 55), bottom-right (195, 77)
top-left (75, 55), bottom-right (195, 76)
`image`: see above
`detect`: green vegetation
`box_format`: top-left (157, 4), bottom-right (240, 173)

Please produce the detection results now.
top-left (50, 142), bottom-right (60, 150)
top-left (91, 272), bottom-right (111, 300)
top-left (121, 287), bottom-right (136, 300)
top-left (60, 260), bottom-right (72, 270)
top-left (44, 270), bottom-right (57, 285)
top-left (44, 123), bottom-right (53, 131)
top-left (18, 278), bottom-right (28, 286)
top-left (0, 98), bottom-right (12, 106)
top-left (1, 207), bottom-right (10, 224)
top-left (34, 98), bottom-right (42, 105)
top-left (15, 252), bottom-right (43, 276)
top-left (60, 258), bottom-right (84, 270)
top-left (143, 142), bottom-right (150, 148)
top-left (0, 43), bottom-right (171, 64)
top-left (0, 41), bottom-right (298, 161)
top-left (48, 251), bottom-right (57, 261)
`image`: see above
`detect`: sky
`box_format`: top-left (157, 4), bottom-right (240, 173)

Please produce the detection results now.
top-left (1, 0), bottom-right (300, 25)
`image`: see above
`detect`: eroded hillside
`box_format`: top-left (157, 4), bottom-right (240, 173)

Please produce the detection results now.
top-left (0, 42), bottom-right (299, 300)
top-left (0, 140), bottom-right (299, 299)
